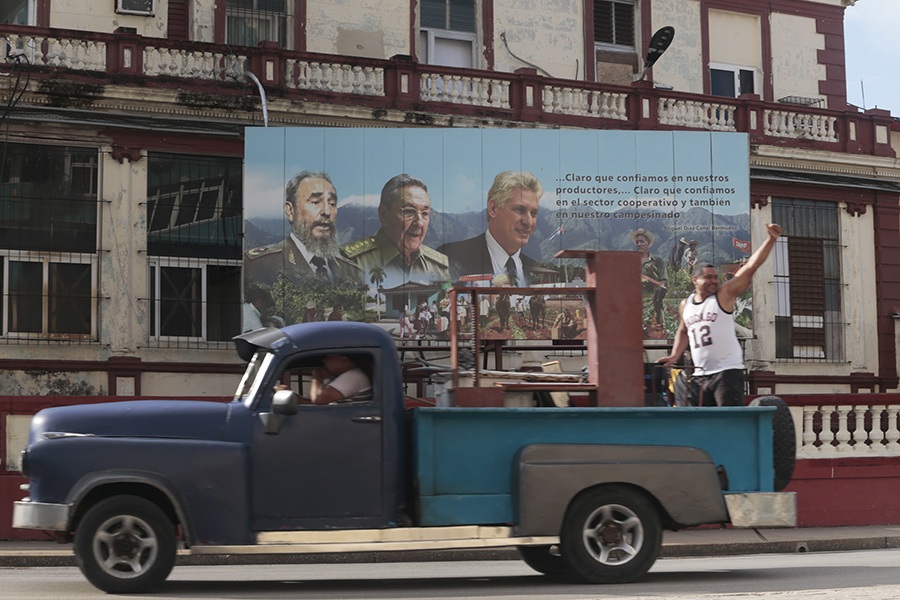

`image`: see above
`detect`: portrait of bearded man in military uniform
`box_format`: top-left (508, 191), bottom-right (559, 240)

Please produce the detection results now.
top-left (245, 171), bottom-right (362, 287)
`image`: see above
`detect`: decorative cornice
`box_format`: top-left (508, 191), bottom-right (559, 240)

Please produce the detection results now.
top-left (751, 145), bottom-right (900, 180)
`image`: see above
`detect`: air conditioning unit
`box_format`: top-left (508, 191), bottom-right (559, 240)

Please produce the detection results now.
top-left (116, 0), bottom-right (154, 16)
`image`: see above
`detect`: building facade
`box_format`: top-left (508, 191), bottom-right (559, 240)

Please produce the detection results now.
top-left (0, 0), bottom-right (897, 405)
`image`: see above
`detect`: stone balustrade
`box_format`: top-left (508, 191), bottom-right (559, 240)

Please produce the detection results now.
top-left (776, 395), bottom-right (900, 459)
top-left (0, 24), bottom-right (894, 156)
top-left (658, 97), bottom-right (737, 131)
top-left (286, 59), bottom-right (385, 96)
top-left (790, 402), bottom-right (900, 458)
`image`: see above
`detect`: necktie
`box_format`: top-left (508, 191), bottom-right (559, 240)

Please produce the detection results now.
top-left (310, 256), bottom-right (329, 281)
top-left (505, 256), bottom-right (519, 286)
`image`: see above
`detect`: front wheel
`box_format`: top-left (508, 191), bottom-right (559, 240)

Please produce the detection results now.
top-left (560, 486), bottom-right (661, 584)
top-left (74, 495), bottom-right (177, 594)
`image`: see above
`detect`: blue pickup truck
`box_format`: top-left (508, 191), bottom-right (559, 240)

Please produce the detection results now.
top-left (13, 322), bottom-right (796, 593)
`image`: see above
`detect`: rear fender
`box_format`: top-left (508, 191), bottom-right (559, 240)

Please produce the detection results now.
top-left (516, 444), bottom-right (728, 536)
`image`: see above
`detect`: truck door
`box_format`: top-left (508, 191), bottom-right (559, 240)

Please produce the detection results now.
top-left (250, 350), bottom-right (385, 530)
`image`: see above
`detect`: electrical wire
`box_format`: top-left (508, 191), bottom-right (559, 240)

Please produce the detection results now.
top-left (499, 31), bottom-right (553, 78)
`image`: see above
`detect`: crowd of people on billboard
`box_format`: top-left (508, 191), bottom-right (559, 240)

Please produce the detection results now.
top-left (242, 168), bottom-right (750, 343)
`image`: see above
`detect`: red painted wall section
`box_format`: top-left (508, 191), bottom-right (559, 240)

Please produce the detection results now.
top-left (786, 458), bottom-right (900, 527)
top-left (1, 475), bottom-right (33, 541)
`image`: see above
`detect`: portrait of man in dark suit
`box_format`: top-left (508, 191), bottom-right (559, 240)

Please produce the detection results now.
top-left (245, 171), bottom-right (361, 287)
top-left (438, 170), bottom-right (542, 285)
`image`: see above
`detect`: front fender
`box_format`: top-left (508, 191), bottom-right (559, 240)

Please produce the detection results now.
top-left (516, 444), bottom-right (729, 536)
top-left (28, 437), bottom-right (252, 546)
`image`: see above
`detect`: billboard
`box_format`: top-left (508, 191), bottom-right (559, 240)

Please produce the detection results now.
top-left (243, 128), bottom-right (751, 343)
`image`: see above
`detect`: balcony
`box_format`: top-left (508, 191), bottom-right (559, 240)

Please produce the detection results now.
top-left (0, 24), bottom-right (895, 157)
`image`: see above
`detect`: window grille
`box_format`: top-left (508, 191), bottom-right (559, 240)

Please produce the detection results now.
top-left (147, 258), bottom-right (242, 346)
top-left (772, 198), bottom-right (843, 361)
top-left (146, 153), bottom-right (244, 348)
top-left (225, 0), bottom-right (292, 49)
top-left (0, 143), bottom-right (100, 344)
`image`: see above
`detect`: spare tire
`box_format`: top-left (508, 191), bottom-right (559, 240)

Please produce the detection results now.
top-left (749, 395), bottom-right (796, 491)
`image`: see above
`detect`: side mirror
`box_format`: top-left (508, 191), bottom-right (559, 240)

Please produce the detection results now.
top-left (272, 389), bottom-right (299, 415)
top-left (260, 390), bottom-right (300, 435)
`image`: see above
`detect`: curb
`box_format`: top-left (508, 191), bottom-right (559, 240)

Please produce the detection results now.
top-left (1, 534), bottom-right (899, 568)
top-left (659, 535), bottom-right (900, 558)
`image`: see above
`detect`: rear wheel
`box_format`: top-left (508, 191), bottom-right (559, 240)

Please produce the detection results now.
top-left (517, 544), bottom-right (570, 577)
top-left (560, 486), bottom-right (661, 584)
top-left (74, 495), bottom-right (177, 594)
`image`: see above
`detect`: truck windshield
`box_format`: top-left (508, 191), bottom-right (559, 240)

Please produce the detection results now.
top-left (234, 351), bottom-right (276, 407)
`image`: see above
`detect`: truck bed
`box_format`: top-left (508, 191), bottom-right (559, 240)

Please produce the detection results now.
top-left (412, 406), bottom-right (775, 526)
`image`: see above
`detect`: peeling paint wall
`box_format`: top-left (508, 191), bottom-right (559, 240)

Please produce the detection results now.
top-left (139, 372), bottom-right (239, 397)
top-left (0, 370), bottom-right (104, 396)
top-left (307, 0), bottom-right (410, 58)
top-left (771, 13), bottom-right (826, 103)
top-left (193, 0), bottom-right (216, 43)
top-left (651, 0), bottom-right (703, 93)
top-left (50, 0), bottom-right (170, 38)
top-left (5, 414), bottom-right (30, 471)
top-left (840, 206), bottom-right (879, 373)
top-left (493, 0), bottom-right (582, 79)
top-left (745, 193), bottom-right (879, 394)
top-left (100, 149), bottom-right (147, 358)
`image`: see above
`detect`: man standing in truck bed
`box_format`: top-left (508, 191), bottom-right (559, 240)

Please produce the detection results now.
top-left (658, 223), bottom-right (782, 407)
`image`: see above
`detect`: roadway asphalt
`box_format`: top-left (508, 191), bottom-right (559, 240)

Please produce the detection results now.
top-left (1, 525), bottom-right (898, 568)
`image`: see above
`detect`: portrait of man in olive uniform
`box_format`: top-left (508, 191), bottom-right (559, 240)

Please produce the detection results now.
top-left (342, 174), bottom-right (449, 289)
top-left (245, 171), bottom-right (362, 287)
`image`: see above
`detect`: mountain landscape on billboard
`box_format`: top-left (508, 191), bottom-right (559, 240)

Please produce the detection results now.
top-left (245, 205), bottom-right (750, 267)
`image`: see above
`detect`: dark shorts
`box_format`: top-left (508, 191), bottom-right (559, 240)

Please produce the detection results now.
top-left (691, 369), bottom-right (746, 407)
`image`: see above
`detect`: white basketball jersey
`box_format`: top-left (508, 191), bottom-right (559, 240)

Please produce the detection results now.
top-left (682, 293), bottom-right (744, 376)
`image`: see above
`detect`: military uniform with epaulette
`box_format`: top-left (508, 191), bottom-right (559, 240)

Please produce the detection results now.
top-left (245, 237), bottom-right (362, 287)
top-left (342, 229), bottom-right (449, 287)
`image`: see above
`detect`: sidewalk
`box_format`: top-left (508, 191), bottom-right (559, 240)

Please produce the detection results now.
top-left (1, 526), bottom-right (898, 567)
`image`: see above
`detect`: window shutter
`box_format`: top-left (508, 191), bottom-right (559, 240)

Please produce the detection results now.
top-left (168, 0), bottom-right (190, 40)
top-left (788, 237), bottom-right (825, 348)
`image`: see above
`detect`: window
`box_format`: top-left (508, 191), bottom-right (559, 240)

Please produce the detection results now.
top-left (147, 153), bottom-right (243, 345)
top-left (149, 259), bottom-right (241, 341)
top-left (225, 0), bottom-right (292, 49)
top-left (0, 0), bottom-right (33, 24)
top-left (1, 143), bottom-right (99, 342)
top-left (147, 153), bottom-right (242, 259)
top-left (419, 0), bottom-right (476, 67)
top-left (710, 64), bottom-right (756, 98)
top-left (772, 198), bottom-right (843, 361)
top-left (593, 0), bottom-right (635, 49)
top-left (276, 352), bottom-right (374, 405)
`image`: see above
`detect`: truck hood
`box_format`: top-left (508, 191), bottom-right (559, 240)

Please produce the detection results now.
top-left (29, 400), bottom-right (233, 443)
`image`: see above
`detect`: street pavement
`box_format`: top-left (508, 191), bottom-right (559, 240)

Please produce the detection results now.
top-left (1, 525), bottom-right (898, 568)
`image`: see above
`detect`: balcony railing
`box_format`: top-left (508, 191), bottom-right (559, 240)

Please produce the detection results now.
top-left (0, 25), bottom-right (894, 156)
top-left (781, 395), bottom-right (900, 459)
